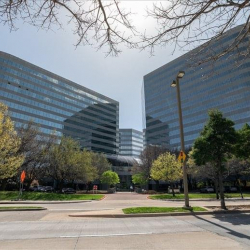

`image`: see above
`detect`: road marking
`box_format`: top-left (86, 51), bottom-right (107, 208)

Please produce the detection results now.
top-left (60, 232), bottom-right (153, 238)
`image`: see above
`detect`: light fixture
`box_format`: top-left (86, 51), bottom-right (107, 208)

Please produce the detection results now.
top-left (177, 71), bottom-right (185, 78)
top-left (171, 80), bottom-right (176, 87)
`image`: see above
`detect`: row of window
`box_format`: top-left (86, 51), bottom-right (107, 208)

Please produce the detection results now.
top-left (1, 82), bottom-right (118, 124)
top-left (0, 56), bottom-right (115, 106)
top-left (0, 70), bottom-right (118, 118)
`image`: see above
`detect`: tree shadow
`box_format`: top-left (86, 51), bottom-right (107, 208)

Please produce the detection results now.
top-left (193, 213), bottom-right (250, 241)
top-left (213, 213), bottom-right (250, 226)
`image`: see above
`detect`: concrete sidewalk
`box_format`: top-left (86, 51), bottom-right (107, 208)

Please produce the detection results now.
top-left (69, 207), bottom-right (250, 218)
top-left (0, 200), bottom-right (91, 204)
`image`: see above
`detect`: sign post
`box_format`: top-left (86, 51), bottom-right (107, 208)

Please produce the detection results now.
top-left (93, 185), bottom-right (97, 194)
top-left (18, 170), bottom-right (26, 200)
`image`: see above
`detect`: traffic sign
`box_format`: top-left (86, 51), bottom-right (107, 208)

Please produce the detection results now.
top-left (178, 151), bottom-right (186, 163)
top-left (20, 170), bottom-right (26, 183)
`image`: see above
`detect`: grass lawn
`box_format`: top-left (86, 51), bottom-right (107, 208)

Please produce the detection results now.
top-left (0, 206), bottom-right (44, 210)
top-left (0, 191), bottom-right (104, 201)
top-left (149, 193), bottom-right (250, 200)
top-left (123, 206), bottom-right (207, 214)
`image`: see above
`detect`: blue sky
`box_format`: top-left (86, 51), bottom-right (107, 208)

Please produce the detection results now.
top-left (0, 1), bottom-right (183, 131)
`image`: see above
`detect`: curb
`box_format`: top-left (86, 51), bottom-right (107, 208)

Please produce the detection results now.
top-left (0, 200), bottom-right (92, 204)
top-left (0, 208), bottom-right (47, 212)
top-left (99, 195), bottom-right (106, 201)
top-left (148, 198), bottom-right (250, 202)
top-left (69, 209), bottom-right (250, 218)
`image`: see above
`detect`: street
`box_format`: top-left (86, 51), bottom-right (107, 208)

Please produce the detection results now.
top-left (0, 193), bottom-right (250, 249)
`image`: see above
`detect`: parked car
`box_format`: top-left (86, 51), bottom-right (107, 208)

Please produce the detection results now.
top-left (29, 186), bottom-right (37, 192)
top-left (200, 186), bottom-right (215, 193)
top-left (224, 186), bottom-right (238, 193)
top-left (41, 186), bottom-right (54, 192)
top-left (30, 186), bottom-right (44, 192)
top-left (62, 188), bottom-right (76, 194)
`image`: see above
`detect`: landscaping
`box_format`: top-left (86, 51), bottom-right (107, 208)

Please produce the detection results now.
top-left (0, 191), bottom-right (104, 201)
top-left (122, 206), bottom-right (207, 214)
top-left (149, 193), bottom-right (250, 200)
top-left (0, 206), bottom-right (45, 211)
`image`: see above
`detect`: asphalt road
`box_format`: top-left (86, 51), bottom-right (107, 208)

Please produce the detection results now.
top-left (0, 192), bottom-right (250, 249)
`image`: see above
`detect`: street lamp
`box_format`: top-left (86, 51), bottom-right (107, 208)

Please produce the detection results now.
top-left (171, 71), bottom-right (190, 208)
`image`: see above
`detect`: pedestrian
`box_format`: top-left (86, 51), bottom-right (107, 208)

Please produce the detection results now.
top-left (130, 185), bottom-right (133, 192)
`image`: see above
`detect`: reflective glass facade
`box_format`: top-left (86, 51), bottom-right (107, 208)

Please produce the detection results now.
top-left (0, 51), bottom-right (119, 154)
top-left (119, 129), bottom-right (143, 157)
top-left (143, 26), bottom-right (250, 149)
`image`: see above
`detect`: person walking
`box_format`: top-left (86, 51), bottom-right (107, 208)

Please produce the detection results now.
top-left (130, 185), bottom-right (133, 192)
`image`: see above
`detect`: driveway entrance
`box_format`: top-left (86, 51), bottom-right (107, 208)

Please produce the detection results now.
top-left (104, 192), bottom-right (148, 200)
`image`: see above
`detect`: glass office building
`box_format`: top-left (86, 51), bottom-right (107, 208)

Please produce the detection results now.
top-left (119, 129), bottom-right (143, 157)
top-left (143, 25), bottom-right (250, 149)
top-left (0, 51), bottom-right (119, 154)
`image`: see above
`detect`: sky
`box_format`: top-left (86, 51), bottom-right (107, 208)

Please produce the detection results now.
top-left (0, 1), bottom-right (184, 131)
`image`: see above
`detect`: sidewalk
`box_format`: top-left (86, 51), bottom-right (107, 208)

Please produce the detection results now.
top-left (68, 206), bottom-right (250, 218)
top-left (0, 200), bottom-right (91, 204)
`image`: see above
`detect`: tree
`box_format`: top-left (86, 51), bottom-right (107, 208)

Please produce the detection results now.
top-left (16, 121), bottom-right (56, 187)
top-left (192, 109), bottom-right (237, 209)
top-left (132, 173), bottom-right (148, 187)
top-left (1, 1), bottom-right (249, 59)
top-left (90, 152), bottom-right (111, 179)
top-left (235, 123), bottom-right (250, 160)
top-left (100, 170), bottom-right (119, 188)
top-left (46, 136), bottom-right (96, 190)
top-left (143, 1), bottom-right (250, 64)
top-left (0, 103), bottom-right (24, 189)
top-left (132, 145), bottom-right (167, 189)
top-left (188, 149), bottom-right (222, 199)
top-left (74, 150), bottom-right (98, 185)
top-left (1, 0), bottom-right (137, 56)
top-left (226, 157), bottom-right (250, 198)
top-left (151, 152), bottom-right (182, 196)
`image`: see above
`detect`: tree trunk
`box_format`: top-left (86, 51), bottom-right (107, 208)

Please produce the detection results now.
top-left (171, 183), bottom-right (175, 197)
top-left (218, 170), bottom-right (226, 209)
top-left (237, 179), bottom-right (244, 199)
top-left (58, 180), bottom-right (64, 192)
top-left (214, 178), bottom-right (219, 200)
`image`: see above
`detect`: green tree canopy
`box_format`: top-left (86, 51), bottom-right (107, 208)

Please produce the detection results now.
top-left (132, 173), bottom-right (148, 186)
top-left (0, 103), bottom-right (24, 183)
top-left (234, 123), bottom-right (250, 160)
top-left (46, 136), bottom-right (97, 190)
top-left (132, 145), bottom-right (167, 183)
top-left (151, 152), bottom-right (182, 197)
top-left (75, 150), bottom-right (98, 183)
top-left (90, 152), bottom-right (111, 179)
top-left (151, 152), bottom-right (182, 182)
top-left (192, 109), bottom-right (237, 209)
top-left (100, 170), bottom-right (120, 187)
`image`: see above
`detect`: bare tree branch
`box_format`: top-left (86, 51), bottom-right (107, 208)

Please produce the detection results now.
top-left (142, 0), bottom-right (250, 64)
top-left (0, 0), bottom-right (138, 56)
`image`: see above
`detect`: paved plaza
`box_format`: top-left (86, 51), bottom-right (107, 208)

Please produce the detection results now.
top-left (0, 192), bottom-right (250, 249)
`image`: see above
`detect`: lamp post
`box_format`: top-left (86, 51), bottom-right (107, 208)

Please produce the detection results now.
top-left (171, 71), bottom-right (189, 208)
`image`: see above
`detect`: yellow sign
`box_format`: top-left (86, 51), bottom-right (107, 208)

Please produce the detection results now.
top-left (178, 151), bottom-right (186, 163)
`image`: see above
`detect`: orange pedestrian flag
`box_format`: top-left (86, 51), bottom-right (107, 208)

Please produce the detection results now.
top-left (20, 170), bottom-right (26, 183)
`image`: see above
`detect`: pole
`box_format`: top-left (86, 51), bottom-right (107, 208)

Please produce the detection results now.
top-left (176, 77), bottom-right (189, 207)
top-left (18, 181), bottom-right (23, 201)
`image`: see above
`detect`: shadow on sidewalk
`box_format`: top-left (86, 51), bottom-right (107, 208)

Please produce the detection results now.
top-left (193, 213), bottom-right (250, 241)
